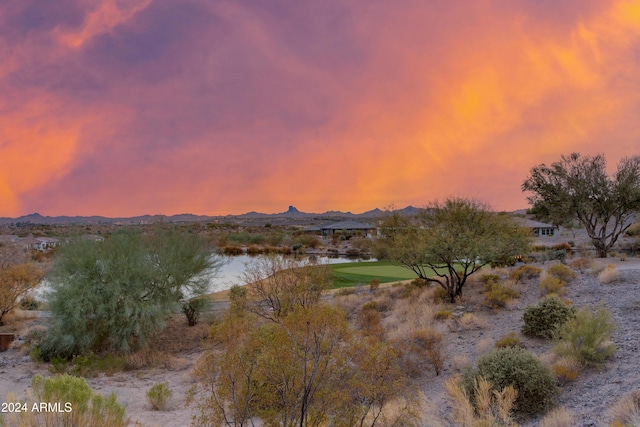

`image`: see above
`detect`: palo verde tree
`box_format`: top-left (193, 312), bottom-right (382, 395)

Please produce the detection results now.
top-left (522, 153), bottom-right (640, 257)
top-left (376, 198), bottom-right (531, 303)
top-left (41, 227), bottom-right (221, 357)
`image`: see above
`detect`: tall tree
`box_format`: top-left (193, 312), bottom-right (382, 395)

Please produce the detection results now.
top-left (522, 153), bottom-right (640, 257)
top-left (376, 198), bottom-right (530, 302)
top-left (42, 227), bottom-right (222, 357)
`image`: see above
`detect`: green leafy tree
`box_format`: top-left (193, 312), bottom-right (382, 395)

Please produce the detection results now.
top-left (42, 227), bottom-right (221, 357)
top-left (522, 153), bottom-right (640, 257)
top-left (376, 198), bottom-right (530, 302)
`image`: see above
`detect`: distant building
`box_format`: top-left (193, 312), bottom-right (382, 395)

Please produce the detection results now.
top-left (319, 220), bottom-right (376, 238)
top-left (515, 218), bottom-right (557, 237)
top-left (13, 236), bottom-right (59, 250)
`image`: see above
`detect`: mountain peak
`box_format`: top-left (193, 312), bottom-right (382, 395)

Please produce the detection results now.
top-left (286, 205), bottom-right (300, 214)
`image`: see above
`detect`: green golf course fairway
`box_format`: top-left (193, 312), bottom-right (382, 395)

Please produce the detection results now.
top-left (331, 261), bottom-right (418, 288)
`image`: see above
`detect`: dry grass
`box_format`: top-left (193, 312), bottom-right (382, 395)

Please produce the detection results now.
top-left (599, 264), bottom-right (621, 284)
top-left (570, 257), bottom-right (593, 273)
top-left (539, 407), bottom-right (575, 427)
top-left (445, 376), bottom-right (518, 427)
top-left (451, 355), bottom-right (470, 372)
top-left (476, 337), bottom-right (494, 355)
top-left (608, 390), bottom-right (640, 427)
top-left (457, 312), bottom-right (488, 331)
top-left (552, 356), bottom-right (581, 384)
top-left (384, 294), bottom-right (435, 341)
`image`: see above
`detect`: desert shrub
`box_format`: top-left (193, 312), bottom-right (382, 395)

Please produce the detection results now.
top-left (434, 309), bottom-right (453, 320)
top-left (591, 262), bottom-right (607, 276)
top-left (147, 382), bottom-right (172, 411)
top-left (479, 273), bottom-right (502, 285)
top-left (551, 356), bottom-right (580, 384)
top-left (368, 278), bottom-right (380, 293)
top-left (463, 347), bottom-right (559, 416)
top-left (608, 390), bottom-right (640, 427)
top-left (626, 222), bottom-right (640, 237)
top-left (552, 306), bottom-right (616, 366)
top-left (445, 376), bottom-right (518, 427)
top-left (458, 313), bottom-right (488, 330)
top-left (7, 374), bottom-right (128, 427)
top-left (539, 276), bottom-right (567, 296)
top-left (334, 287), bottom-right (357, 297)
top-left (432, 286), bottom-right (449, 302)
top-left (68, 354), bottom-right (127, 378)
top-left (570, 257), bottom-right (593, 273)
top-left (509, 265), bottom-right (542, 283)
top-left (182, 298), bottom-right (209, 326)
top-left (552, 243), bottom-right (572, 252)
top-left (598, 265), bottom-right (620, 284)
top-left (495, 332), bottom-right (522, 349)
top-left (19, 296), bottom-right (40, 310)
top-left (222, 245), bottom-right (243, 255)
top-left (295, 235), bottom-right (320, 249)
top-left (539, 407), bottom-right (575, 427)
top-left (361, 300), bottom-right (379, 311)
top-left (410, 277), bottom-right (430, 288)
top-left (546, 264), bottom-right (576, 282)
top-left (522, 296), bottom-right (576, 339)
top-left (482, 280), bottom-right (519, 309)
top-left (411, 328), bottom-right (445, 375)
top-left (546, 249), bottom-right (567, 263)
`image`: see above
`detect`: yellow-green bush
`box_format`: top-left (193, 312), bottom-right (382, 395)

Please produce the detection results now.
top-left (434, 310), bottom-right (453, 320)
top-left (4, 374), bottom-right (127, 427)
top-left (546, 264), bottom-right (576, 282)
top-left (552, 306), bottom-right (616, 366)
top-left (539, 276), bottom-right (567, 296)
top-left (509, 265), bottom-right (542, 283)
top-left (495, 332), bottom-right (522, 349)
top-left (146, 382), bottom-right (172, 411)
top-left (432, 286), bottom-right (449, 302)
top-left (482, 280), bottom-right (519, 309)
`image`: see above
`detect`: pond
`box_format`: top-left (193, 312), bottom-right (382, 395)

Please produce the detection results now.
top-left (207, 254), bottom-right (375, 293)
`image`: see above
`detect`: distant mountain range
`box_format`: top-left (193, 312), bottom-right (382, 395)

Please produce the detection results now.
top-left (0, 206), bottom-right (423, 225)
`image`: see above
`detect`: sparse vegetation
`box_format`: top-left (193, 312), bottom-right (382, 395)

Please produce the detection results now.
top-left (608, 390), bottom-right (640, 427)
top-left (546, 264), bottom-right (576, 282)
top-left (599, 264), bottom-right (620, 284)
top-left (539, 276), bottom-right (567, 296)
top-left (147, 382), bottom-right (173, 411)
top-left (482, 279), bottom-right (519, 309)
top-left (3, 374), bottom-right (127, 427)
top-left (495, 332), bottom-right (522, 348)
top-left (509, 265), bottom-right (542, 283)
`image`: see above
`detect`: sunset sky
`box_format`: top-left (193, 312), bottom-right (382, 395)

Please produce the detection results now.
top-left (1, 0), bottom-right (640, 217)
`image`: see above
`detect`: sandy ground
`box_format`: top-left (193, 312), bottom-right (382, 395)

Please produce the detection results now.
top-left (1, 258), bottom-right (639, 426)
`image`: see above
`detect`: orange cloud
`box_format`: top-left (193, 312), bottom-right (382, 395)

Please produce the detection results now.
top-left (57, 0), bottom-right (153, 48)
top-left (4, 0), bottom-right (640, 216)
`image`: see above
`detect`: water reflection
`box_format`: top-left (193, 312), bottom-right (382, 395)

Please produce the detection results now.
top-left (208, 254), bottom-right (375, 293)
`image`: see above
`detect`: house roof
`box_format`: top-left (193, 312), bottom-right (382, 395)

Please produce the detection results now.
top-left (514, 218), bottom-right (555, 229)
top-left (320, 220), bottom-right (375, 230)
